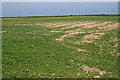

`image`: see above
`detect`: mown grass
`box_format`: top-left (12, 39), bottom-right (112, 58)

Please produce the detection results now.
top-left (2, 16), bottom-right (118, 78)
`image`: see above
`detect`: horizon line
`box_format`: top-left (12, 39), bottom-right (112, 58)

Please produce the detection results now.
top-left (1, 14), bottom-right (119, 18)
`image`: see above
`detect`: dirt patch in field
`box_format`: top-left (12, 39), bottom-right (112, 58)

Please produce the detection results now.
top-left (65, 29), bottom-right (85, 34)
top-left (0, 30), bottom-right (7, 33)
top-left (55, 21), bottom-right (111, 43)
top-left (44, 21), bottom-right (99, 29)
top-left (80, 65), bottom-right (106, 75)
top-left (56, 31), bottom-right (84, 42)
top-left (52, 21), bottom-right (117, 53)
top-left (82, 34), bottom-right (100, 43)
top-left (59, 21), bottom-right (99, 30)
top-left (50, 30), bottom-right (62, 33)
top-left (51, 21), bottom-right (99, 29)
top-left (98, 23), bottom-right (118, 30)
top-left (55, 21), bottom-right (117, 45)
top-left (26, 32), bottom-right (35, 35)
top-left (83, 21), bottom-right (112, 28)
top-left (93, 32), bottom-right (105, 36)
top-left (44, 22), bottom-right (71, 28)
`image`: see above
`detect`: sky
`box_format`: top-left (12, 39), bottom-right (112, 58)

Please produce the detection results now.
top-left (2, 2), bottom-right (118, 17)
top-left (1, 0), bottom-right (120, 2)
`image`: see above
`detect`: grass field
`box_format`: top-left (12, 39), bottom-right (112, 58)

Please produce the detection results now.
top-left (2, 16), bottom-right (118, 78)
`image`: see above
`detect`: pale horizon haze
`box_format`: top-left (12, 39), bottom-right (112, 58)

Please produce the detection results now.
top-left (2, 2), bottom-right (118, 17)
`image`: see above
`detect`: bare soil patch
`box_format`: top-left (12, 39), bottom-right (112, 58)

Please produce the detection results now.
top-left (44, 21), bottom-right (99, 29)
top-left (0, 30), bottom-right (7, 33)
top-left (83, 21), bottom-right (112, 28)
top-left (82, 34), bottom-right (100, 43)
top-left (98, 23), bottom-right (118, 30)
top-left (80, 65), bottom-right (106, 75)
top-left (56, 31), bottom-right (84, 42)
top-left (50, 30), bottom-right (62, 33)
top-left (44, 22), bottom-right (71, 28)
top-left (59, 21), bottom-right (99, 30)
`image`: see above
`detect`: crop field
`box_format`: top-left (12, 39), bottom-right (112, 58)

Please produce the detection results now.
top-left (2, 16), bottom-right (119, 78)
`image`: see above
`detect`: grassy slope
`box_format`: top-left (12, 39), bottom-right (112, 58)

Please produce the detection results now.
top-left (2, 16), bottom-right (118, 78)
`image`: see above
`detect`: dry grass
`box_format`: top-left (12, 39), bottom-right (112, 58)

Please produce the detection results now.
top-left (50, 30), bottom-right (62, 33)
top-left (83, 21), bottom-right (112, 28)
top-left (55, 21), bottom-right (116, 43)
top-left (80, 65), bottom-right (106, 75)
top-left (56, 31), bottom-right (82, 42)
top-left (98, 23), bottom-right (118, 30)
top-left (0, 30), bottom-right (7, 33)
top-left (54, 21), bottom-right (118, 54)
top-left (82, 34), bottom-right (100, 43)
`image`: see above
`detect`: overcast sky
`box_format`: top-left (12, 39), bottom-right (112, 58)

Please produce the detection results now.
top-left (1, 0), bottom-right (120, 2)
top-left (2, 2), bottom-right (118, 17)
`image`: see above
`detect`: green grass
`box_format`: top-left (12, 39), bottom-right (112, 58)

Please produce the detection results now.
top-left (2, 16), bottom-right (118, 78)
